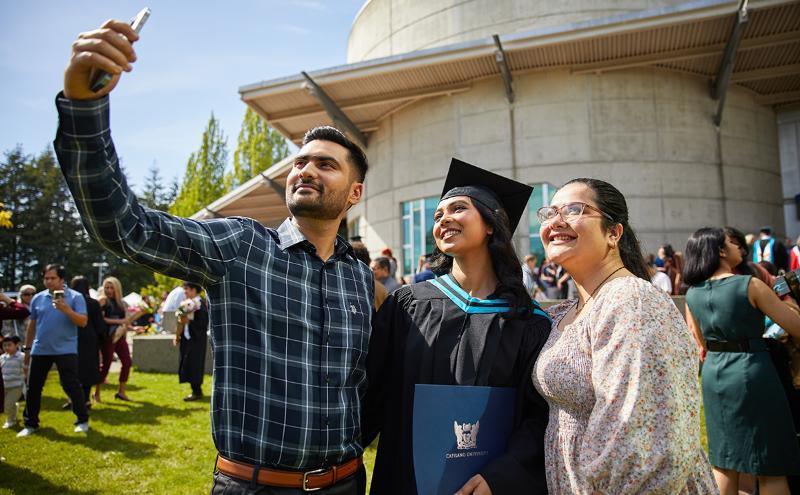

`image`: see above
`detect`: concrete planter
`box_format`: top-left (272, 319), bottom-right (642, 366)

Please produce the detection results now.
top-left (131, 334), bottom-right (212, 375)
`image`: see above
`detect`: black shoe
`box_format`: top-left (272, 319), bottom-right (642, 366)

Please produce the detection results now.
top-left (114, 393), bottom-right (131, 402)
top-left (183, 394), bottom-right (202, 402)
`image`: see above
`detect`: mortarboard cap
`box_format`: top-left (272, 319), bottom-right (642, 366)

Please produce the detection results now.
top-left (440, 158), bottom-right (533, 232)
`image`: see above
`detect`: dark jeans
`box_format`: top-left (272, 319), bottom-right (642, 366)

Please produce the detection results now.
top-left (24, 354), bottom-right (89, 427)
top-left (191, 383), bottom-right (203, 396)
top-left (211, 465), bottom-right (366, 495)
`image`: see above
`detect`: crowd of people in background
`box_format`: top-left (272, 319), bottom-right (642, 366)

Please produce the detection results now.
top-left (355, 220), bottom-right (797, 493)
top-left (2, 223), bottom-right (800, 493)
top-left (0, 265), bottom-right (213, 437)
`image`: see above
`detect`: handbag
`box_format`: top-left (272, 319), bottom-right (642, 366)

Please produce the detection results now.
top-left (109, 324), bottom-right (127, 344)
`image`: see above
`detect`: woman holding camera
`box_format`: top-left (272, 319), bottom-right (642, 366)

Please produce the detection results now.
top-left (684, 227), bottom-right (800, 495)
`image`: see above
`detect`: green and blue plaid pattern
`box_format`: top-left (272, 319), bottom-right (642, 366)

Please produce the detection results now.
top-left (54, 94), bottom-right (374, 469)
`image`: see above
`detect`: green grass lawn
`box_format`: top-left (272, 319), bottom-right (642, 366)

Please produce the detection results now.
top-left (0, 370), bottom-right (705, 494)
top-left (0, 371), bottom-right (376, 494)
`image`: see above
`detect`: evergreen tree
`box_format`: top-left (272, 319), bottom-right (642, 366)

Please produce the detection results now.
top-left (227, 108), bottom-right (290, 190)
top-left (170, 113), bottom-right (229, 217)
top-left (10, 148), bottom-right (89, 286)
top-left (0, 146), bottom-right (30, 289)
top-left (139, 162), bottom-right (164, 210)
top-left (0, 145), bottom-right (156, 292)
top-left (164, 176), bottom-right (180, 209)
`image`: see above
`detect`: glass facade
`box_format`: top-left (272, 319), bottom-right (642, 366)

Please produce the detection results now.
top-left (527, 183), bottom-right (556, 260)
top-left (401, 197), bottom-right (438, 276)
top-left (399, 185), bottom-right (554, 277)
top-left (348, 216), bottom-right (361, 240)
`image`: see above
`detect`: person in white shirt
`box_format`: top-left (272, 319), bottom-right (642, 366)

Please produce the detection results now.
top-left (648, 254), bottom-right (673, 294)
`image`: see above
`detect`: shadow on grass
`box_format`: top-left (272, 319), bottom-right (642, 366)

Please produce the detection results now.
top-left (36, 426), bottom-right (157, 459)
top-left (39, 395), bottom-right (193, 427)
top-left (91, 399), bottom-right (194, 426)
top-left (1, 462), bottom-right (100, 494)
top-left (90, 382), bottom-right (146, 392)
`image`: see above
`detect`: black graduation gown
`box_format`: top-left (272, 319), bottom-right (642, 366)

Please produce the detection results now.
top-left (78, 297), bottom-right (105, 387)
top-left (178, 299), bottom-right (209, 384)
top-left (362, 277), bottom-right (551, 495)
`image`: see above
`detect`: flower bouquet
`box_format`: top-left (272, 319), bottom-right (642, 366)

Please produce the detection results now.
top-left (176, 297), bottom-right (202, 321)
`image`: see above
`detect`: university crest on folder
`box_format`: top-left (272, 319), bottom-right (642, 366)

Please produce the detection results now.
top-left (412, 384), bottom-right (515, 494)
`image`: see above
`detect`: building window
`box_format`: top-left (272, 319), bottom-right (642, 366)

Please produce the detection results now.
top-left (401, 197), bottom-right (439, 276)
top-left (348, 216), bottom-right (361, 240)
top-left (528, 183), bottom-right (556, 260)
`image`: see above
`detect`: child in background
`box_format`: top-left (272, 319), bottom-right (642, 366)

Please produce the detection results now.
top-left (1, 336), bottom-right (25, 428)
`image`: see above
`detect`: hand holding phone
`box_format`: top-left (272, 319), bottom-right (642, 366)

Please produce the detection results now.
top-left (91, 8), bottom-right (150, 92)
top-left (63, 8), bottom-right (150, 100)
top-left (52, 290), bottom-right (65, 309)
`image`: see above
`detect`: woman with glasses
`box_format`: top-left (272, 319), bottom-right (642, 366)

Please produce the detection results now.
top-left (531, 178), bottom-right (716, 494)
top-left (363, 160), bottom-right (551, 495)
top-left (684, 227), bottom-right (800, 495)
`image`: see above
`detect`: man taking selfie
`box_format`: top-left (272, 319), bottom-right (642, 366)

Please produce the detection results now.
top-left (55, 18), bottom-right (373, 494)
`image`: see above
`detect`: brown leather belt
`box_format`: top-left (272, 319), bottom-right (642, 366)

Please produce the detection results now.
top-left (215, 454), bottom-right (362, 492)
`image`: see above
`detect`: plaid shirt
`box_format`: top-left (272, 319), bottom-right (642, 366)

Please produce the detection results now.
top-left (54, 94), bottom-right (374, 469)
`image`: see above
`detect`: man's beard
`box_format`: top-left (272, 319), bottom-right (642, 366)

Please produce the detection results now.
top-left (287, 180), bottom-right (350, 220)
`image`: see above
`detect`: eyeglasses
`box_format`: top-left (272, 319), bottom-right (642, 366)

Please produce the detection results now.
top-left (536, 202), bottom-right (614, 225)
top-left (20, 293), bottom-right (34, 297)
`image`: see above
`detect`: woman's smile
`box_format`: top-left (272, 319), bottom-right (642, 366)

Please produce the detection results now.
top-left (548, 233), bottom-right (577, 244)
top-left (440, 227), bottom-right (462, 240)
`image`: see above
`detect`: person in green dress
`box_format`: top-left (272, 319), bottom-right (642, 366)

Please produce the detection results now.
top-left (684, 227), bottom-right (800, 495)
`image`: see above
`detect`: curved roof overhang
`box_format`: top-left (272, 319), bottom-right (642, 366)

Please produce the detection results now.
top-left (240, 0), bottom-right (800, 147)
top-left (190, 155), bottom-right (293, 227)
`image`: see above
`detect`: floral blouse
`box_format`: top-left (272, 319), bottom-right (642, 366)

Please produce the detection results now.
top-left (532, 276), bottom-right (717, 494)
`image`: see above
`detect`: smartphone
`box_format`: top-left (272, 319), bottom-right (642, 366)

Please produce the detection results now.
top-left (53, 290), bottom-right (65, 301)
top-left (90, 7), bottom-right (151, 93)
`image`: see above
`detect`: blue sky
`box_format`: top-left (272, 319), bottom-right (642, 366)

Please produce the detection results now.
top-left (0, 1), bottom-right (365, 192)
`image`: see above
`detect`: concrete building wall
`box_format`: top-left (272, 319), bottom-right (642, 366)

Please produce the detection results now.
top-left (779, 109), bottom-right (800, 242)
top-left (348, 0), bottom-right (690, 63)
top-left (349, 67), bottom-right (783, 268)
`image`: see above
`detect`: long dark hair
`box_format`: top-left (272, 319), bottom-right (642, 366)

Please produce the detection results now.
top-left (723, 226), bottom-right (757, 277)
top-left (564, 178), bottom-right (650, 281)
top-left (70, 276), bottom-right (91, 298)
top-left (683, 227), bottom-right (726, 286)
top-left (429, 200), bottom-right (532, 320)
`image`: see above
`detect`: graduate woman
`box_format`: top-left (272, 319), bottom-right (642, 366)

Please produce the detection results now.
top-left (362, 159), bottom-right (551, 495)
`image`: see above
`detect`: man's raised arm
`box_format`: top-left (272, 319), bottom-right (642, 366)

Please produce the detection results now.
top-left (55, 20), bottom-right (243, 286)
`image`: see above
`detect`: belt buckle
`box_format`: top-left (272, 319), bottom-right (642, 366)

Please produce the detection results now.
top-left (302, 468), bottom-right (328, 492)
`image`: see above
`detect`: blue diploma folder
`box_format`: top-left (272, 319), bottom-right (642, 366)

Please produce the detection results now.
top-left (412, 384), bottom-right (516, 494)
